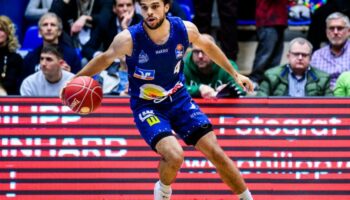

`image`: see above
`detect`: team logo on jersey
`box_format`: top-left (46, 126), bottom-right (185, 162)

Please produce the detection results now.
top-left (175, 44), bottom-right (184, 59)
top-left (133, 67), bottom-right (155, 80)
top-left (138, 110), bottom-right (160, 126)
top-left (138, 50), bottom-right (149, 64)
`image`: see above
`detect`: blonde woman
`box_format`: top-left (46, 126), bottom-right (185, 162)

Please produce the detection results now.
top-left (0, 15), bottom-right (23, 95)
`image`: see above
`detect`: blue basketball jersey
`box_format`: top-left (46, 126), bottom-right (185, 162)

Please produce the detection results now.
top-left (126, 17), bottom-right (189, 102)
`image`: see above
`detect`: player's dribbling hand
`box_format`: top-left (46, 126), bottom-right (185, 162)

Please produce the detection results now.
top-left (234, 74), bottom-right (254, 93)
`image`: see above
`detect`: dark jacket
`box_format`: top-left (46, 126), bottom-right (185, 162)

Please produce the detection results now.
top-left (0, 47), bottom-right (23, 95)
top-left (82, 13), bottom-right (142, 60)
top-left (49, 0), bottom-right (113, 34)
top-left (22, 43), bottom-right (82, 81)
top-left (257, 64), bottom-right (333, 97)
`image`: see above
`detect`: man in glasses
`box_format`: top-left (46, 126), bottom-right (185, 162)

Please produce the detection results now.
top-left (183, 34), bottom-right (244, 98)
top-left (257, 37), bottom-right (333, 97)
top-left (310, 12), bottom-right (350, 90)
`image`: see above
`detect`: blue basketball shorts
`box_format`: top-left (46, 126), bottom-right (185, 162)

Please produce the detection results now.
top-left (130, 88), bottom-right (213, 151)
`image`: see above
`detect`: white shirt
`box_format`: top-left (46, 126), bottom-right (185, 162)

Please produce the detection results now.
top-left (20, 70), bottom-right (75, 96)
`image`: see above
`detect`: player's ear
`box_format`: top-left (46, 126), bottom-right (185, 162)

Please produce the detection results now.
top-left (164, 2), bottom-right (170, 13)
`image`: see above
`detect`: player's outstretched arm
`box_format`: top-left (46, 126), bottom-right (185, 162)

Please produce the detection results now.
top-left (75, 30), bottom-right (133, 77)
top-left (184, 21), bottom-right (254, 93)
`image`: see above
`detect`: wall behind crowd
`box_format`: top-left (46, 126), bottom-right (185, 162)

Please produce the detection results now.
top-left (0, 0), bottom-right (30, 43)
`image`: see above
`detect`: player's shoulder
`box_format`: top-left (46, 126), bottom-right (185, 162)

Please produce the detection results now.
top-left (182, 21), bottom-right (200, 43)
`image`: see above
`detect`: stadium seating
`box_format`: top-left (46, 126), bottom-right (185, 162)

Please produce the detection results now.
top-left (21, 26), bottom-right (42, 50)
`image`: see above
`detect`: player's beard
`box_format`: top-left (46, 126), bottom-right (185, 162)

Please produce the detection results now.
top-left (144, 15), bottom-right (165, 30)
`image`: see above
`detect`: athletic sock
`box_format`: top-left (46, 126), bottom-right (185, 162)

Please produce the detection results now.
top-left (238, 188), bottom-right (253, 200)
top-left (158, 180), bottom-right (171, 193)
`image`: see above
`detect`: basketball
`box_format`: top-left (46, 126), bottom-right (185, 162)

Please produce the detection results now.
top-left (61, 76), bottom-right (103, 115)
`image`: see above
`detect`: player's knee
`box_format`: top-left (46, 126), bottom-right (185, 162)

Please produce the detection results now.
top-left (164, 147), bottom-right (184, 168)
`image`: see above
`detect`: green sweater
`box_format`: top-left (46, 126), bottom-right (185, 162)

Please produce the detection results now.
top-left (183, 51), bottom-right (243, 97)
top-left (257, 64), bottom-right (333, 97)
top-left (334, 71), bottom-right (350, 97)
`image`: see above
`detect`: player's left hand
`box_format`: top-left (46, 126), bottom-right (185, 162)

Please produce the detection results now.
top-left (234, 74), bottom-right (254, 93)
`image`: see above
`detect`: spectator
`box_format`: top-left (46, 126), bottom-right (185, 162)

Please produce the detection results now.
top-left (24, 0), bottom-right (53, 23)
top-left (82, 0), bottom-right (142, 60)
top-left (307, 0), bottom-right (350, 51)
top-left (257, 37), bottom-right (332, 97)
top-left (184, 34), bottom-right (244, 98)
top-left (20, 44), bottom-right (74, 96)
top-left (22, 12), bottom-right (82, 81)
top-left (310, 12), bottom-right (350, 90)
top-left (334, 71), bottom-right (350, 96)
top-left (192, 0), bottom-right (238, 60)
top-left (249, 0), bottom-right (288, 87)
top-left (0, 15), bottom-right (23, 95)
top-left (50, 0), bottom-right (113, 47)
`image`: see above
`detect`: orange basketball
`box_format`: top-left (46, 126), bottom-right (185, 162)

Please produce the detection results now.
top-left (62, 76), bottom-right (103, 115)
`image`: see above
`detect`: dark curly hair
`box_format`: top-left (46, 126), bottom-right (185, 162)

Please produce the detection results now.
top-left (136, 0), bottom-right (172, 6)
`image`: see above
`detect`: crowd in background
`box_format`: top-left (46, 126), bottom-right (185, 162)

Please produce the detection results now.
top-left (0, 0), bottom-right (350, 97)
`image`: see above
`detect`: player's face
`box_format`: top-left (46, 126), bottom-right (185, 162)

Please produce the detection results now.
top-left (326, 18), bottom-right (350, 47)
top-left (40, 52), bottom-right (62, 80)
top-left (287, 43), bottom-right (311, 75)
top-left (139, 0), bottom-right (169, 30)
top-left (113, 0), bottom-right (134, 20)
top-left (39, 17), bottom-right (61, 43)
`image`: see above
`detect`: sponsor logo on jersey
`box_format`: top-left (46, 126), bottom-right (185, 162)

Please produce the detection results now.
top-left (139, 84), bottom-right (167, 100)
top-left (133, 67), bottom-right (155, 80)
top-left (138, 50), bottom-right (149, 64)
top-left (139, 82), bottom-right (183, 101)
top-left (155, 48), bottom-right (169, 54)
top-left (175, 44), bottom-right (184, 59)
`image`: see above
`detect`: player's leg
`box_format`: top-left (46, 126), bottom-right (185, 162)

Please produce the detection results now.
top-left (131, 103), bottom-right (182, 200)
top-left (195, 131), bottom-right (253, 200)
top-left (155, 135), bottom-right (184, 185)
top-left (153, 135), bottom-right (184, 200)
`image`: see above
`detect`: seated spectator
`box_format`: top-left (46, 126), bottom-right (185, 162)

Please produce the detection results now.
top-left (334, 71), bottom-right (350, 96)
top-left (183, 34), bottom-right (244, 99)
top-left (50, 0), bottom-right (113, 47)
top-left (24, 0), bottom-right (53, 24)
top-left (310, 12), bottom-right (350, 90)
top-left (257, 37), bottom-right (333, 97)
top-left (97, 60), bottom-right (129, 96)
top-left (307, 0), bottom-right (350, 51)
top-left (20, 45), bottom-right (74, 96)
top-left (22, 12), bottom-right (81, 81)
top-left (82, 0), bottom-right (142, 60)
top-left (0, 15), bottom-right (23, 95)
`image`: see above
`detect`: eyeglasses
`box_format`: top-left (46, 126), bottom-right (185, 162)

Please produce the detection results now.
top-left (289, 52), bottom-right (310, 58)
top-left (327, 26), bottom-right (347, 32)
top-left (192, 49), bottom-right (205, 55)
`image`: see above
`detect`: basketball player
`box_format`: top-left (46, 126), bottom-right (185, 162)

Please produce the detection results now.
top-left (62, 0), bottom-right (254, 199)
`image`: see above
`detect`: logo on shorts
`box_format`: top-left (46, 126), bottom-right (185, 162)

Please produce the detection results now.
top-left (139, 110), bottom-right (160, 126)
